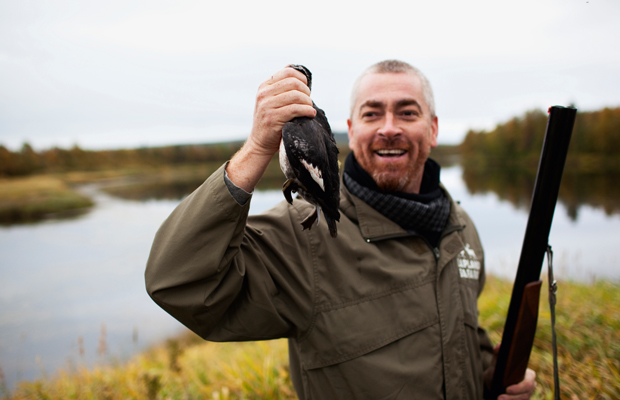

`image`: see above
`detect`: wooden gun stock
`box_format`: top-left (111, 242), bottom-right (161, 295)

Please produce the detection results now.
top-left (500, 280), bottom-right (542, 387)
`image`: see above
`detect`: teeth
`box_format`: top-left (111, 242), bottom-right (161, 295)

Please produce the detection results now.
top-left (376, 149), bottom-right (406, 156)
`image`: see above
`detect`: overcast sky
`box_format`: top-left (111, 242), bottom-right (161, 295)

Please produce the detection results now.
top-left (1, 0), bottom-right (619, 150)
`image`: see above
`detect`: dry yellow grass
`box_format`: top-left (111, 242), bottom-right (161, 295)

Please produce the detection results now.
top-left (479, 276), bottom-right (620, 400)
top-left (0, 175), bottom-right (93, 224)
top-left (9, 334), bottom-right (295, 400)
top-left (4, 278), bottom-right (618, 399)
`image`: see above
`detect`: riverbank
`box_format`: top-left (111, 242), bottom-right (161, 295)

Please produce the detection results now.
top-left (0, 158), bottom-right (286, 225)
top-left (5, 276), bottom-right (619, 399)
top-left (0, 163), bottom-right (230, 225)
top-left (0, 175), bottom-right (94, 225)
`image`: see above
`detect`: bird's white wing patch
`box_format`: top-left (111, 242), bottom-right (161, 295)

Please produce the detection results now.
top-left (279, 139), bottom-right (293, 177)
top-left (301, 159), bottom-right (325, 191)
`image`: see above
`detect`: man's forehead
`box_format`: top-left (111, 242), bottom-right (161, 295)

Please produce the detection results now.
top-left (355, 73), bottom-right (426, 109)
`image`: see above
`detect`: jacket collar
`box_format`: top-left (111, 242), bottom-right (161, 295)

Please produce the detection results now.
top-left (340, 180), bottom-right (467, 243)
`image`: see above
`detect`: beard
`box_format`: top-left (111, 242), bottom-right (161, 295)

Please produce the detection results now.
top-left (372, 165), bottom-right (415, 192)
top-left (356, 136), bottom-right (431, 193)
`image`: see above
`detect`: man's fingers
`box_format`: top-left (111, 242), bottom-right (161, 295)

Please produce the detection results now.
top-left (255, 69), bottom-right (315, 124)
top-left (502, 369), bottom-right (537, 400)
top-left (259, 77), bottom-right (311, 102)
top-left (262, 67), bottom-right (310, 93)
top-left (256, 67), bottom-right (313, 119)
top-left (269, 89), bottom-right (314, 111)
top-left (254, 101), bottom-right (316, 134)
top-left (273, 65), bottom-right (310, 87)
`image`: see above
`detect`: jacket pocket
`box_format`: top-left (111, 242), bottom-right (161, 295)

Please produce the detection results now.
top-left (298, 277), bottom-right (439, 369)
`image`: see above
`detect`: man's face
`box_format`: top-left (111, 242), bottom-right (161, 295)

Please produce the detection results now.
top-left (347, 72), bottom-right (438, 194)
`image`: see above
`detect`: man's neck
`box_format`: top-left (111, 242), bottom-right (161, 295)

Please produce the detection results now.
top-left (344, 152), bottom-right (442, 202)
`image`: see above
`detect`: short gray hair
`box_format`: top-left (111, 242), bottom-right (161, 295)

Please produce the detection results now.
top-left (349, 60), bottom-right (436, 118)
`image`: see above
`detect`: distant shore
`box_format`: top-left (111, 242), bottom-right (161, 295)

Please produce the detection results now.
top-left (0, 143), bottom-right (461, 225)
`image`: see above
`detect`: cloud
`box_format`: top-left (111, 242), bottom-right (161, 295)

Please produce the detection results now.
top-left (1, 0), bottom-right (619, 149)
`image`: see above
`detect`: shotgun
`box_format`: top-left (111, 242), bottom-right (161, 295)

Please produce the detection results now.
top-left (488, 105), bottom-right (576, 398)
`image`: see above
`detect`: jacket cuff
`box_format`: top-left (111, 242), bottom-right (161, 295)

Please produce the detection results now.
top-left (223, 161), bottom-right (253, 206)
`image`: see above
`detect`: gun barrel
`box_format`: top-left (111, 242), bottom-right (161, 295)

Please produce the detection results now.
top-left (490, 106), bottom-right (576, 397)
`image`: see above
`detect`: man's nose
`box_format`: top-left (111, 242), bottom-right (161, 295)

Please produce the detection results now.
top-left (377, 113), bottom-right (401, 137)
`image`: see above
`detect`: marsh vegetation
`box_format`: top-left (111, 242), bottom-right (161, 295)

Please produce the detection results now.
top-left (5, 277), bottom-right (618, 399)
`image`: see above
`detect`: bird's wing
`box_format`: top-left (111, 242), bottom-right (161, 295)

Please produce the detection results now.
top-left (282, 119), bottom-right (329, 192)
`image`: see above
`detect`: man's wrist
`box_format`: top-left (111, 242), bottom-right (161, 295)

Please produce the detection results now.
top-left (224, 165), bottom-right (252, 206)
top-left (226, 140), bottom-right (275, 192)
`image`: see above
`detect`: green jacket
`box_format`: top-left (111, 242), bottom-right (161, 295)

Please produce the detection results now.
top-left (146, 163), bottom-right (494, 399)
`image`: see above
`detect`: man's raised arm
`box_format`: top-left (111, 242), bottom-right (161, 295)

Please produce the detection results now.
top-left (145, 65), bottom-right (318, 340)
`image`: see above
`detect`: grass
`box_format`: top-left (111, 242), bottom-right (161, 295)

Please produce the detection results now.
top-left (0, 175), bottom-right (94, 225)
top-left (479, 276), bottom-right (620, 400)
top-left (5, 334), bottom-right (294, 400)
top-left (4, 276), bottom-right (619, 400)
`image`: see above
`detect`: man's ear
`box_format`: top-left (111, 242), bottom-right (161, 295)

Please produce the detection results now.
top-left (347, 118), bottom-right (355, 151)
top-left (430, 116), bottom-right (439, 148)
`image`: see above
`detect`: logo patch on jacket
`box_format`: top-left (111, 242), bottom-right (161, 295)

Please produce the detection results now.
top-left (457, 244), bottom-right (480, 280)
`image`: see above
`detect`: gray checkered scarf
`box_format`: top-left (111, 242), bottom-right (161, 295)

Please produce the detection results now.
top-left (343, 155), bottom-right (450, 234)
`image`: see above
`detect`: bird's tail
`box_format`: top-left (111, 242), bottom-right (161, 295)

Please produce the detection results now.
top-left (325, 215), bottom-right (338, 238)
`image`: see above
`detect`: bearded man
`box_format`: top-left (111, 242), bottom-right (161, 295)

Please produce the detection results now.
top-left (146, 60), bottom-right (536, 400)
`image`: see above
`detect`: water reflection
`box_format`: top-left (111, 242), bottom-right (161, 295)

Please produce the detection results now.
top-left (559, 171), bottom-right (620, 220)
top-left (461, 165), bottom-right (620, 221)
top-left (100, 169), bottom-right (286, 202)
top-left (101, 162), bottom-right (620, 224)
top-left (102, 178), bottom-right (208, 201)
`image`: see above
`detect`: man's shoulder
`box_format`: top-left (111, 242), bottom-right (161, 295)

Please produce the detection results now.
top-left (439, 184), bottom-right (473, 222)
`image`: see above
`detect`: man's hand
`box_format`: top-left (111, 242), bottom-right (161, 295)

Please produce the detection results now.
top-left (227, 66), bottom-right (316, 192)
top-left (502, 369), bottom-right (537, 400)
top-left (483, 344), bottom-right (537, 400)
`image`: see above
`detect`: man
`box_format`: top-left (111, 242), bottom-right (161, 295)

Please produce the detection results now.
top-left (145, 60), bottom-right (536, 399)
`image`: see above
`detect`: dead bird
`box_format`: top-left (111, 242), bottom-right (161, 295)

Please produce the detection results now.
top-left (279, 64), bottom-right (340, 238)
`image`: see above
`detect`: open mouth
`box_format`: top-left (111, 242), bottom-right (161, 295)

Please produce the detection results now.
top-left (375, 149), bottom-right (407, 158)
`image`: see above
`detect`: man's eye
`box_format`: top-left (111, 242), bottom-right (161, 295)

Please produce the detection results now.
top-left (362, 112), bottom-right (376, 118)
top-left (402, 110), bottom-right (418, 117)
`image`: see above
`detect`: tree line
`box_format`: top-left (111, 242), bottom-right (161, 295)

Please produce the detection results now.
top-left (0, 141), bottom-right (246, 177)
top-left (460, 106), bottom-right (620, 170)
top-left (3, 105), bottom-right (618, 177)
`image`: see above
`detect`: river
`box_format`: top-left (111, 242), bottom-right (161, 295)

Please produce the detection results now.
top-left (0, 165), bottom-right (618, 392)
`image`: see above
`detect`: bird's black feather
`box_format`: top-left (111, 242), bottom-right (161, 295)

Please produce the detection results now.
top-left (280, 65), bottom-right (340, 238)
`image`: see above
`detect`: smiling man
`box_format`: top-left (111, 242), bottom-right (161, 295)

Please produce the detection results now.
top-left (146, 60), bottom-right (536, 399)
top-left (348, 63), bottom-right (438, 193)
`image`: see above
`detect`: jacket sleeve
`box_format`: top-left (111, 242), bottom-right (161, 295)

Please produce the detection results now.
top-left (145, 163), bottom-right (315, 341)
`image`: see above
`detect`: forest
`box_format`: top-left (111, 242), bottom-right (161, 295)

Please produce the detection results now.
top-left (2, 106), bottom-right (619, 177)
top-left (0, 141), bottom-right (247, 177)
top-left (458, 106), bottom-right (620, 219)
top-left (459, 106), bottom-right (620, 171)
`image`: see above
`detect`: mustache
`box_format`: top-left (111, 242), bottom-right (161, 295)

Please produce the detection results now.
top-left (370, 136), bottom-right (411, 149)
